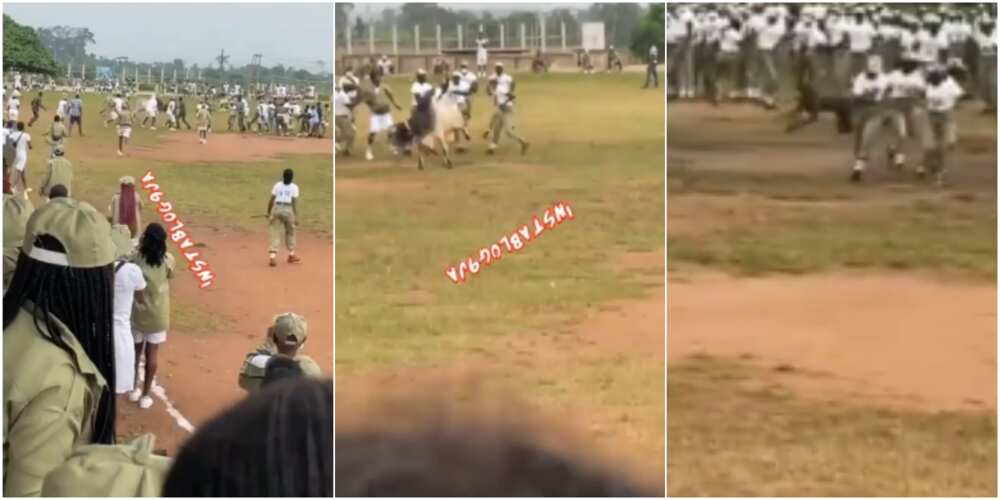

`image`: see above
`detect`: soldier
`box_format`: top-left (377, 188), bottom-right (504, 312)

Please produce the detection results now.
top-left (4, 198), bottom-right (119, 496)
top-left (485, 63), bottom-right (529, 155)
top-left (267, 168), bottom-right (301, 267)
top-left (39, 145), bottom-right (73, 201)
top-left (237, 312), bottom-right (322, 393)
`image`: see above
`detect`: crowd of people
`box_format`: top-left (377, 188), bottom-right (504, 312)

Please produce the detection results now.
top-left (2, 74), bottom-right (332, 495)
top-left (666, 3), bottom-right (997, 185)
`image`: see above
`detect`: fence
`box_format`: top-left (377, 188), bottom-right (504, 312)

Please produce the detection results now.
top-left (38, 62), bottom-right (331, 93)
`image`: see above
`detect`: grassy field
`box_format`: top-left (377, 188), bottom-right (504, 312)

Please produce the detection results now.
top-left (335, 71), bottom-right (666, 484)
top-left (15, 93), bottom-right (333, 235)
top-left (666, 102), bottom-right (997, 496)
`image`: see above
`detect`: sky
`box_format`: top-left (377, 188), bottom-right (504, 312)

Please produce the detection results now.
top-left (4, 3), bottom-right (333, 71)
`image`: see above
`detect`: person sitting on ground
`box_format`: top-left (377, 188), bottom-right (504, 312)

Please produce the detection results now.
top-left (163, 378), bottom-right (333, 496)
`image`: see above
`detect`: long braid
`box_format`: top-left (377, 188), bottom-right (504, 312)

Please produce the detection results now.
top-left (3, 244), bottom-right (117, 444)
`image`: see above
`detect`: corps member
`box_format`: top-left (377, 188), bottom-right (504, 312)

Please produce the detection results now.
top-left (267, 168), bottom-right (301, 267)
top-left (485, 63), bottom-right (529, 155)
top-left (39, 145), bottom-right (73, 201)
top-left (129, 223), bottom-right (175, 410)
top-left (238, 312), bottom-right (322, 393)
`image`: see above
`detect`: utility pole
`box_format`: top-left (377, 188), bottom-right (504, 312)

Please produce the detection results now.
top-left (216, 49), bottom-right (230, 72)
top-left (250, 53), bottom-right (263, 87)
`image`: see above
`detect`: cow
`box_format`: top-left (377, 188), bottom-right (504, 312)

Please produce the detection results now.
top-left (391, 86), bottom-right (466, 170)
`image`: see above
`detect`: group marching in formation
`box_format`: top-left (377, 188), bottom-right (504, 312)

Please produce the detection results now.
top-left (2, 72), bottom-right (329, 495)
top-left (666, 3), bottom-right (997, 185)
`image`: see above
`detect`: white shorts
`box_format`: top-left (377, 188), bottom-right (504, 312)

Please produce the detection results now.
top-left (134, 330), bottom-right (167, 344)
top-left (118, 126), bottom-right (132, 138)
top-left (13, 153), bottom-right (27, 172)
top-left (477, 50), bottom-right (488, 65)
top-left (369, 112), bottom-right (394, 133)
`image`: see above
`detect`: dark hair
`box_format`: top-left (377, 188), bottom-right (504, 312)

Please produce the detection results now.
top-left (138, 223), bottom-right (168, 267)
top-left (3, 235), bottom-right (117, 444)
top-left (336, 412), bottom-right (657, 496)
top-left (49, 184), bottom-right (68, 199)
top-left (163, 378), bottom-right (333, 497)
top-left (16, 121), bottom-right (24, 131)
top-left (282, 168), bottom-right (294, 185)
top-left (54, 115), bottom-right (61, 122)
top-left (262, 355), bottom-right (304, 388)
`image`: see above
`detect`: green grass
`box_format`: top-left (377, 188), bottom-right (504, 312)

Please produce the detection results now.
top-left (668, 357), bottom-right (997, 497)
top-left (336, 72), bottom-right (665, 480)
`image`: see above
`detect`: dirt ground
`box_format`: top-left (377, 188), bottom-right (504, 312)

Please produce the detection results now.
top-left (130, 131), bottom-right (331, 163)
top-left (667, 101), bottom-right (998, 412)
top-left (669, 272), bottom-right (996, 411)
top-left (114, 136), bottom-right (333, 454)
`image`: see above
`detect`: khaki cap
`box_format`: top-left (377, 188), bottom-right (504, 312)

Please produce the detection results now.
top-left (22, 198), bottom-right (114, 268)
top-left (271, 313), bottom-right (308, 347)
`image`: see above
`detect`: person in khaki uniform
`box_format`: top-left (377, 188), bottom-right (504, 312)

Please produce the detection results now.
top-left (40, 434), bottom-right (171, 497)
top-left (238, 313), bottom-right (322, 393)
top-left (2, 173), bottom-right (34, 291)
top-left (39, 145), bottom-right (73, 201)
top-left (108, 176), bottom-right (143, 240)
top-left (3, 198), bottom-right (118, 497)
top-left (129, 223), bottom-right (175, 410)
top-left (267, 168), bottom-right (301, 267)
top-left (45, 115), bottom-right (67, 158)
top-left (485, 63), bottom-right (529, 156)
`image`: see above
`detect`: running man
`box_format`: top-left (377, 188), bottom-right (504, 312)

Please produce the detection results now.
top-left (67, 94), bottom-right (82, 137)
top-left (196, 103), bottom-right (212, 145)
top-left (485, 62), bottom-right (529, 155)
top-left (364, 72), bottom-right (402, 161)
top-left (27, 92), bottom-right (45, 127)
top-left (116, 101), bottom-right (133, 157)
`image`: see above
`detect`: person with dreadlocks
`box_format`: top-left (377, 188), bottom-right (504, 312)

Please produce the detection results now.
top-left (2, 170), bottom-right (34, 291)
top-left (108, 176), bottom-right (143, 241)
top-left (128, 223), bottom-right (175, 410)
top-left (3, 198), bottom-right (118, 496)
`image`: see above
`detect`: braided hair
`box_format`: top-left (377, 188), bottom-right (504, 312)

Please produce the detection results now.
top-left (2, 234), bottom-right (116, 444)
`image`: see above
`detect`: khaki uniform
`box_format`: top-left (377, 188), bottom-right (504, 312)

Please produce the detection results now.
top-left (40, 434), bottom-right (171, 497)
top-left (131, 253), bottom-right (175, 335)
top-left (269, 204), bottom-right (296, 253)
top-left (2, 194), bottom-right (34, 290)
top-left (4, 303), bottom-right (107, 497)
top-left (45, 122), bottom-right (67, 156)
top-left (238, 348), bottom-right (322, 393)
top-left (39, 157), bottom-right (73, 198)
top-left (108, 192), bottom-right (143, 237)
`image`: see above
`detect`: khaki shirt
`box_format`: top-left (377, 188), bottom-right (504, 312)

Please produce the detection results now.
top-left (238, 341), bottom-right (322, 393)
top-left (132, 253), bottom-right (174, 334)
top-left (41, 434), bottom-right (171, 497)
top-left (4, 303), bottom-right (108, 497)
top-left (40, 157), bottom-right (73, 197)
top-left (3, 194), bottom-right (33, 290)
top-left (46, 123), bottom-right (67, 146)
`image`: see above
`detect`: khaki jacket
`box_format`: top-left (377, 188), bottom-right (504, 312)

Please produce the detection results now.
top-left (41, 434), bottom-right (171, 497)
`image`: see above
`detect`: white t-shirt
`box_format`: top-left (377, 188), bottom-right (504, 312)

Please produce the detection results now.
top-left (272, 181), bottom-right (300, 204)
top-left (974, 27), bottom-right (997, 54)
top-left (113, 262), bottom-right (146, 335)
top-left (113, 97), bottom-right (125, 113)
top-left (334, 90), bottom-right (351, 116)
top-left (720, 27), bottom-right (744, 53)
top-left (410, 81), bottom-right (434, 105)
top-left (756, 22), bottom-right (786, 50)
top-left (916, 30), bottom-right (947, 63)
top-left (925, 77), bottom-right (963, 112)
top-left (848, 21), bottom-right (876, 52)
top-left (56, 100), bottom-right (68, 116)
top-left (10, 131), bottom-right (30, 155)
top-left (887, 70), bottom-right (926, 99)
top-left (852, 72), bottom-right (889, 101)
top-left (491, 73), bottom-right (514, 107)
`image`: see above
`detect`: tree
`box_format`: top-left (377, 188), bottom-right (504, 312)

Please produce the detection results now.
top-left (629, 4), bottom-right (663, 60)
top-left (3, 15), bottom-right (59, 75)
top-left (585, 3), bottom-right (643, 49)
top-left (35, 25), bottom-right (95, 64)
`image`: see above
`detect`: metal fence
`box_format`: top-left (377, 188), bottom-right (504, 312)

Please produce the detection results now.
top-left (338, 20), bottom-right (585, 56)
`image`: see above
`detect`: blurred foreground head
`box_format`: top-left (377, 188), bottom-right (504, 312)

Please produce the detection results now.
top-left (336, 389), bottom-right (657, 497)
top-left (163, 378), bottom-right (333, 497)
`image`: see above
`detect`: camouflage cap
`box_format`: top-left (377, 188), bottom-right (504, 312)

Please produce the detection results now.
top-left (271, 313), bottom-right (308, 347)
top-left (22, 198), bottom-right (114, 268)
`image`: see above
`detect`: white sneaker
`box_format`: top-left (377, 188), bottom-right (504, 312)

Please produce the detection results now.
top-left (116, 150), bottom-right (123, 157)
top-left (139, 395), bottom-right (154, 409)
top-left (150, 126), bottom-right (157, 130)
top-left (365, 149), bottom-right (374, 161)
top-left (128, 388), bottom-right (143, 402)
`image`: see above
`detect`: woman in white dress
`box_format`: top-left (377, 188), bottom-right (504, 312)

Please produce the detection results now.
top-left (110, 224), bottom-right (146, 395)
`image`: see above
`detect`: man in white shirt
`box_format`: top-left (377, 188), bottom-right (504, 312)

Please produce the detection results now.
top-left (884, 54), bottom-right (926, 169)
top-left (334, 84), bottom-right (357, 156)
top-left (267, 168), bottom-right (301, 267)
top-left (7, 96), bottom-right (20, 122)
top-left (55, 94), bottom-right (68, 122)
top-left (485, 63), bottom-right (528, 155)
top-left (850, 54), bottom-right (890, 182)
top-left (847, 11), bottom-right (877, 77)
top-left (922, 64), bottom-right (964, 185)
top-left (714, 16), bottom-right (745, 102)
top-left (410, 69), bottom-right (434, 109)
top-left (143, 94), bottom-right (159, 129)
top-left (973, 17), bottom-right (996, 112)
top-left (754, 14), bottom-right (786, 108)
